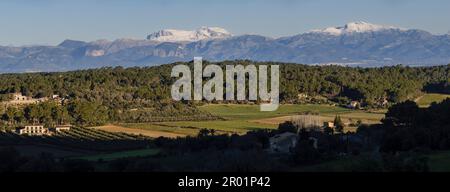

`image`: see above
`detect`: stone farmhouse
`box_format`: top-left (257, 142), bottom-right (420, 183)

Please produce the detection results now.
top-left (5, 93), bottom-right (65, 106)
top-left (16, 124), bottom-right (72, 136)
top-left (53, 125), bottom-right (72, 133)
top-left (16, 125), bottom-right (49, 136)
top-left (7, 93), bottom-right (48, 105)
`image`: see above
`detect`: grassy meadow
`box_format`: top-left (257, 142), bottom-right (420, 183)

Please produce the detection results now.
top-left (416, 93), bottom-right (450, 107)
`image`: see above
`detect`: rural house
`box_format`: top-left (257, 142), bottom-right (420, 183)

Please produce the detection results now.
top-left (347, 101), bottom-right (360, 109)
top-left (16, 125), bottom-right (50, 136)
top-left (323, 121), bottom-right (335, 128)
top-left (8, 93), bottom-right (48, 105)
top-left (53, 125), bottom-right (72, 133)
top-left (297, 93), bottom-right (309, 100)
top-left (269, 132), bottom-right (298, 154)
top-left (16, 124), bottom-right (72, 135)
top-left (12, 93), bottom-right (30, 101)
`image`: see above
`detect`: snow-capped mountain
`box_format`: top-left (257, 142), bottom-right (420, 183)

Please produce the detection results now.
top-left (147, 27), bottom-right (232, 42)
top-left (1, 22), bottom-right (450, 73)
top-left (310, 21), bottom-right (403, 35)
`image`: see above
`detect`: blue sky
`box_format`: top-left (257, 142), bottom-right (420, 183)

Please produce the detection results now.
top-left (1, 0), bottom-right (450, 45)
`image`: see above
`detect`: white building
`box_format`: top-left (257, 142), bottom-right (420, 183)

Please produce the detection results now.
top-left (54, 125), bottom-right (71, 132)
top-left (8, 93), bottom-right (47, 105)
top-left (323, 121), bottom-right (335, 128)
top-left (347, 101), bottom-right (360, 109)
top-left (16, 124), bottom-right (72, 135)
top-left (12, 93), bottom-right (30, 101)
top-left (16, 125), bottom-right (50, 136)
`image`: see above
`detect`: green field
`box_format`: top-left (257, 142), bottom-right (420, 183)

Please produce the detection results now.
top-left (123, 120), bottom-right (274, 135)
top-left (74, 148), bottom-right (160, 161)
top-left (167, 104), bottom-right (351, 133)
top-left (121, 104), bottom-right (384, 136)
top-left (124, 104), bottom-right (353, 135)
top-left (416, 93), bottom-right (450, 107)
top-left (199, 104), bottom-right (351, 120)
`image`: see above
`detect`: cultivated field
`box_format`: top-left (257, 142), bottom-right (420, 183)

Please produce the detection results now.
top-left (91, 124), bottom-right (184, 138)
top-left (105, 104), bottom-right (385, 136)
top-left (0, 127), bottom-right (155, 160)
top-left (416, 93), bottom-right (450, 107)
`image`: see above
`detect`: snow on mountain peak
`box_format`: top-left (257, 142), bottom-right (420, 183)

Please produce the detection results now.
top-left (310, 21), bottom-right (401, 35)
top-left (147, 27), bottom-right (232, 42)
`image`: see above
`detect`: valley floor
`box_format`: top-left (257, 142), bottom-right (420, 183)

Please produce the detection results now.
top-left (102, 93), bottom-right (448, 137)
top-left (97, 104), bottom-right (386, 137)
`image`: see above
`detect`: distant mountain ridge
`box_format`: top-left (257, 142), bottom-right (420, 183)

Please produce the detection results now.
top-left (309, 21), bottom-right (403, 35)
top-left (1, 22), bottom-right (450, 73)
top-left (147, 27), bottom-right (232, 42)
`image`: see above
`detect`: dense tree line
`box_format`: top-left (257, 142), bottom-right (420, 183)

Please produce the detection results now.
top-left (1, 100), bottom-right (220, 127)
top-left (424, 80), bottom-right (450, 94)
top-left (380, 99), bottom-right (450, 152)
top-left (279, 63), bottom-right (449, 105)
top-left (1, 100), bottom-right (107, 127)
top-left (1, 61), bottom-right (447, 106)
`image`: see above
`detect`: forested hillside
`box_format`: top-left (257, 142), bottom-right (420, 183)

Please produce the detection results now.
top-left (279, 63), bottom-right (449, 104)
top-left (0, 61), bottom-right (448, 127)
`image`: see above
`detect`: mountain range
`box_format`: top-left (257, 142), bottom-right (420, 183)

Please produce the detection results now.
top-left (1, 21), bottom-right (450, 73)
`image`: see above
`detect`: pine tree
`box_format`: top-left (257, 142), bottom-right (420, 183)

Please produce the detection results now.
top-left (334, 115), bottom-right (344, 133)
